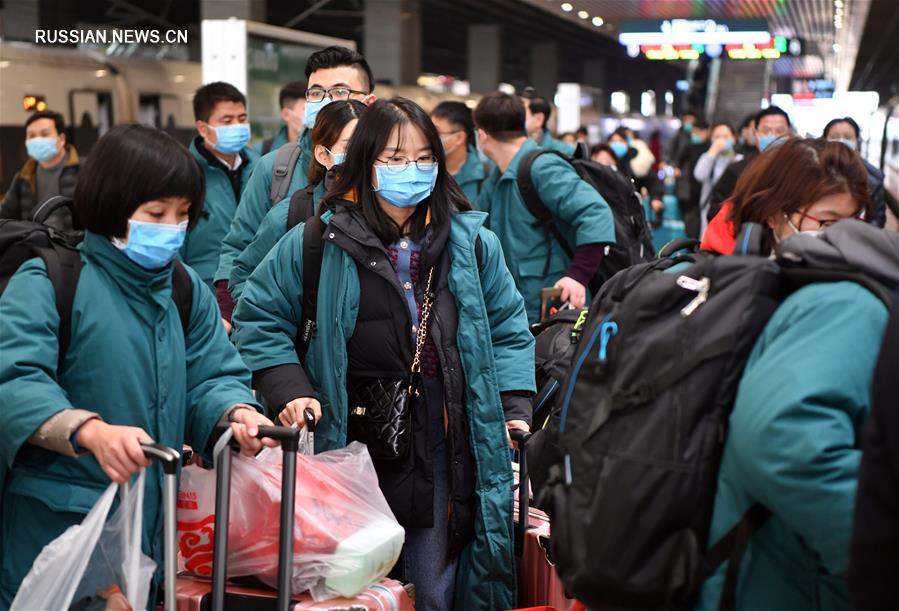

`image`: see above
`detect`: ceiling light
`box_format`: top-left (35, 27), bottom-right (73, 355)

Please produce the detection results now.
top-left (173, 74), bottom-right (185, 83)
top-left (95, 69), bottom-right (107, 77)
top-left (834, 0), bottom-right (843, 7)
top-left (0, 61), bottom-right (10, 69)
top-left (834, 21), bottom-right (843, 29)
top-left (833, 43), bottom-right (841, 52)
top-left (592, 16), bottom-right (604, 26)
top-left (560, 3), bottom-right (573, 12)
top-left (578, 10), bottom-right (589, 19)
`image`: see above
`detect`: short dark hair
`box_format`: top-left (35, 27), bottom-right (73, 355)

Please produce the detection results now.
top-left (326, 97), bottom-right (470, 244)
top-left (279, 81), bottom-right (307, 109)
top-left (192, 82), bottom-right (246, 122)
top-left (25, 110), bottom-right (65, 134)
top-left (738, 113), bottom-right (756, 131)
top-left (823, 116), bottom-right (861, 140)
top-left (74, 124), bottom-right (205, 237)
top-left (711, 121), bottom-right (735, 137)
top-left (308, 99), bottom-right (367, 185)
top-left (754, 106), bottom-right (791, 129)
top-left (682, 110), bottom-right (699, 120)
top-left (520, 86), bottom-right (552, 128)
top-left (589, 143), bottom-right (615, 158)
top-left (431, 101), bottom-right (476, 149)
top-left (693, 119), bottom-right (710, 130)
top-left (576, 126), bottom-right (588, 136)
top-left (473, 92), bottom-right (527, 142)
top-left (305, 46), bottom-right (375, 93)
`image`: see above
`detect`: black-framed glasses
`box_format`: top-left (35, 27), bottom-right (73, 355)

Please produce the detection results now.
top-left (305, 86), bottom-right (367, 102)
top-left (375, 155), bottom-right (438, 173)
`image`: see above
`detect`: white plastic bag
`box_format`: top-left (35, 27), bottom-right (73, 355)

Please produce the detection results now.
top-left (178, 440), bottom-right (405, 601)
top-left (11, 471), bottom-right (157, 610)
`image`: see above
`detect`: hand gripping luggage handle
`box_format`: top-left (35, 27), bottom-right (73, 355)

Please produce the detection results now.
top-left (212, 425), bottom-right (301, 611)
top-left (510, 429), bottom-right (532, 557)
top-left (140, 443), bottom-right (181, 611)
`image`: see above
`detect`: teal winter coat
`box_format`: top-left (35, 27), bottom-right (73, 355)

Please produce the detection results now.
top-left (181, 139), bottom-right (259, 288)
top-left (453, 146), bottom-right (489, 203)
top-left (696, 282), bottom-right (890, 611)
top-left (537, 130), bottom-right (575, 155)
top-left (228, 180), bottom-right (327, 302)
top-left (475, 138), bottom-right (615, 321)
top-left (0, 232), bottom-right (259, 607)
top-left (214, 129), bottom-right (314, 284)
top-left (232, 210), bottom-right (535, 610)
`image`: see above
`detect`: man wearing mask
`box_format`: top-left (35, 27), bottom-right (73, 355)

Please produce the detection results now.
top-left (214, 45), bottom-right (377, 325)
top-left (520, 87), bottom-right (575, 155)
top-left (735, 113), bottom-right (759, 155)
top-left (1, 110), bottom-right (79, 230)
top-left (474, 92), bottom-right (615, 323)
top-left (665, 110), bottom-right (698, 168)
top-left (675, 119), bottom-right (711, 238)
top-left (181, 82), bottom-right (259, 290)
top-left (824, 116), bottom-right (886, 227)
top-left (430, 100), bottom-right (489, 202)
top-left (706, 106), bottom-right (792, 222)
top-left (256, 81), bottom-right (307, 156)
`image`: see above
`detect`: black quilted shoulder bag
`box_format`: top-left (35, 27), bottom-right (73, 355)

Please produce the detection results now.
top-left (347, 267), bottom-right (435, 461)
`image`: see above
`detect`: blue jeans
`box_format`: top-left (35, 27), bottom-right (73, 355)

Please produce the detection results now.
top-left (400, 442), bottom-right (458, 610)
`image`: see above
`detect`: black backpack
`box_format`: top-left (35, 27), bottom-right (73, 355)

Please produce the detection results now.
top-left (0, 197), bottom-right (193, 368)
top-left (517, 149), bottom-right (655, 294)
top-left (538, 224), bottom-right (896, 611)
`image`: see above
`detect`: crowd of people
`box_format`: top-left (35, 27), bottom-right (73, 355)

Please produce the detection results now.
top-left (0, 43), bottom-right (897, 611)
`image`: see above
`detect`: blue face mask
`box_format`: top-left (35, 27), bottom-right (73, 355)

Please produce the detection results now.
top-left (610, 141), bottom-right (629, 159)
top-left (112, 219), bottom-right (188, 270)
top-left (683, 123), bottom-right (694, 133)
top-left (210, 123), bottom-right (250, 154)
top-left (690, 134), bottom-right (704, 145)
top-left (758, 134), bottom-right (780, 152)
top-left (304, 98), bottom-right (332, 129)
top-left (26, 137), bottom-right (60, 163)
top-left (722, 138), bottom-right (735, 152)
top-left (373, 164), bottom-right (438, 208)
top-left (626, 136), bottom-right (635, 147)
top-left (324, 147), bottom-right (346, 167)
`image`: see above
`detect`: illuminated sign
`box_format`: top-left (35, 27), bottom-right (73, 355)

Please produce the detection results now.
top-left (619, 19), bottom-right (770, 46)
top-left (637, 35), bottom-right (801, 61)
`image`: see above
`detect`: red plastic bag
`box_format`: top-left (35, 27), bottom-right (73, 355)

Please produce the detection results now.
top-left (177, 439), bottom-right (404, 600)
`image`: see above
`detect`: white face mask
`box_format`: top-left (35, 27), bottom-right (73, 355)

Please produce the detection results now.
top-left (828, 137), bottom-right (857, 151)
top-left (784, 213), bottom-right (823, 238)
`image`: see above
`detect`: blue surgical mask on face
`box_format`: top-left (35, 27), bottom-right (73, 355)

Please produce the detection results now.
top-left (758, 135), bottom-right (780, 152)
top-left (722, 138), bottom-right (735, 152)
top-left (112, 219), bottom-right (188, 269)
top-left (610, 141), bottom-right (629, 158)
top-left (26, 137), bottom-right (59, 163)
top-left (683, 123), bottom-right (694, 133)
top-left (324, 147), bottom-right (346, 167)
top-left (210, 123), bottom-right (250, 154)
top-left (304, 98), bottom-right (332, 129)
top-left (828, 137), bottom-right (857, 151)
top-left (373, 164), bottom-right (438, 208)
top-left (690, 134), bottom-right (704, 145)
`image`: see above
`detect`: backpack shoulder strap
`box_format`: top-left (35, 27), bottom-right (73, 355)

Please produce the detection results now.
top-left (516, 149), bottom-right (574, 258)
top-left (39, 245), bottom-right (83, 371)
top-left (296, 215), bottom-right (325, 359)
top-left (171, 260), bottom-right (193, 335)
top-left (287, 185), bottom-right (316, 232)
top-left (270, 143), bottom-right (303, 205)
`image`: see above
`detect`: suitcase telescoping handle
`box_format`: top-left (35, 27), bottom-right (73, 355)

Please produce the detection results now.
top-left (212, 425), bottom-right (301, 611)
top-left (510, 429), bottom-right (532, 557)
top-left (140, 442), bottom-right (181, 611)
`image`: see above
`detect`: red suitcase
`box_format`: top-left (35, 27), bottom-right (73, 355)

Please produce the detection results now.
top-left (511, 431), bottom-right (575, 611)
top-left (161, 417), bottom-right (414, 611)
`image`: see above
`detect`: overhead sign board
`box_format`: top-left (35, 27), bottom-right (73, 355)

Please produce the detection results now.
top-left (619, 19), bottom-right (770, 46)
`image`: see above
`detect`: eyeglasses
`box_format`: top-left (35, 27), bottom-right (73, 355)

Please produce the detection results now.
top-left (788, 210), bottom-right (857, 231)
top-left (375, 155), bottom-right (438, 173)
top-left (305, 86), bottom-right (368, 102)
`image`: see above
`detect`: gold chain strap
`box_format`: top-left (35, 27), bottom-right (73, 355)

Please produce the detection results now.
top-left (410, 267), bottom-right (435, 375)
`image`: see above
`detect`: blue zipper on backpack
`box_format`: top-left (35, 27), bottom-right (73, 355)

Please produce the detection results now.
top-left (559, 313), bottom-right (615, 435)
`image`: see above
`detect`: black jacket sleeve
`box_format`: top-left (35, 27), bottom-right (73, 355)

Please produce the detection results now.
top-left (0, 175), bottom-right (23, 220)
top-left (501, 390), bottom-right (534, 425)
top-left (850, 296), bottom-right (899, 611)
top-left (252, 363), bottom-right (316, 416)
top-left (707, 162), bottom-right (741, 222)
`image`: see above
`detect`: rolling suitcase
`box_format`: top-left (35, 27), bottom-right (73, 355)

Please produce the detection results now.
top-left (167, 415), bottom-right (415, 611)
top-left (511, 430), bottom-right (575, 611)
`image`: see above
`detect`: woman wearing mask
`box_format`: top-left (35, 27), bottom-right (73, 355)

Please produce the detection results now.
top-left (701, 138), bottom-right (868, 255)
top-left (823, 116), bottom-right (887, 228)
top-left (232, 98), bottom-right (535, 610)
top-left (0, 125), bottom-right (275, 606)
top-left (693, 122), bottom-right (737, 236)
top-left (430, 101), bottom-right (490, 202)
top-left (696, 138), bottom-right (890, 611)
top-left (608, 128), bottom-right (664, 214)
top-left (228, 100), bottom-right (366, 302)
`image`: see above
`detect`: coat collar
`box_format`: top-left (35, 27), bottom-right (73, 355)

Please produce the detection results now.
top-left (190, 137), bottom-right (249, 173)
top-left (20, 145), bottom-right (79, 191)
top-left (498, 138), bottom-right (539, 182)
top-left (80, 231), bottom-right (174, 307)
top-left (457, 146), bottom-right (485, 182)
